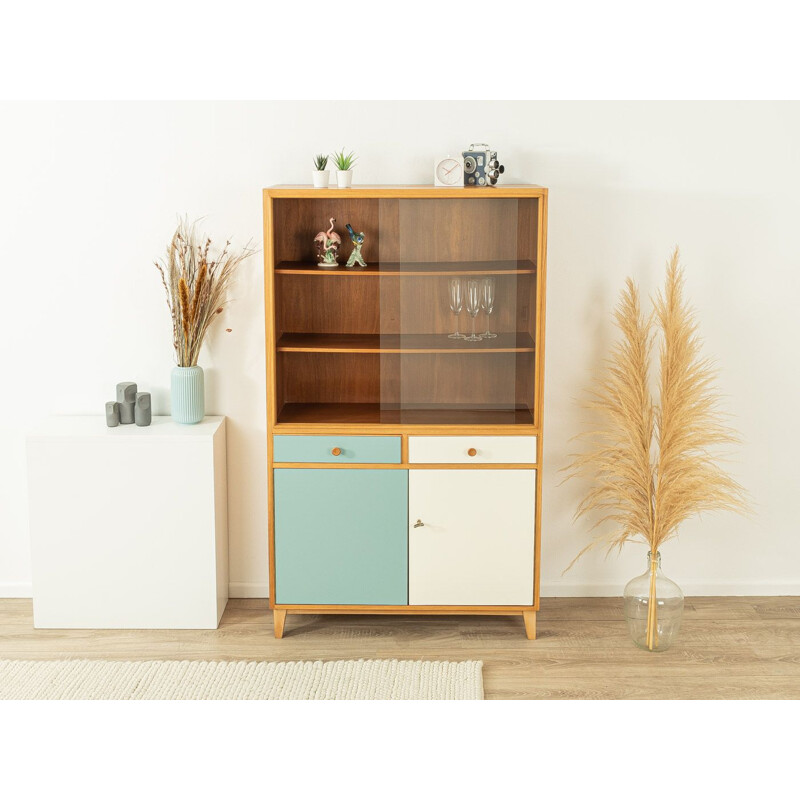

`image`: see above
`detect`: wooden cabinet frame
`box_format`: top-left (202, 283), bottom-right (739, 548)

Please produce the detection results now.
top-left (264, 185), bottom-right (548, 639)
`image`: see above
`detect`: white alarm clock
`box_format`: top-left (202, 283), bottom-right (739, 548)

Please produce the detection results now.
top-left (434, 155), bottom-right (465, 187)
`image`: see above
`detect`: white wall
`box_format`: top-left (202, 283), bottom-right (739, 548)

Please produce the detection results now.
top-left (1, 101), bottom-right (797, 598)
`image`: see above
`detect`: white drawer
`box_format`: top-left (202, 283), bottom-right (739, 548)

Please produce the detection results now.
top-left (408, 435), bottom-right (537, 465)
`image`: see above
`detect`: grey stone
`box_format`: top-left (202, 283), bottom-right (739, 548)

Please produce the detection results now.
top-left (117, 382), bottom-right (136, 424)
top-left (105, 401), bottom-right (120, 428)
top-left (135, 392), bottom-right (152, 427)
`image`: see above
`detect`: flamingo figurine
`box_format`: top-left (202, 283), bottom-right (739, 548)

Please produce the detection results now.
top-left (314, 217), bottom-right (342, 268)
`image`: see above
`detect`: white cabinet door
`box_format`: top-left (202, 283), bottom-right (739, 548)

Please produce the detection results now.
top-left (408, 470), bottom-right (536, 606)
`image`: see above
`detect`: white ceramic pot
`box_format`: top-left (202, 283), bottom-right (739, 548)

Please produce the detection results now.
top-left (336, 169), bottom-right (353, 188)
top-left (312, 170), bottom-right (329, 188)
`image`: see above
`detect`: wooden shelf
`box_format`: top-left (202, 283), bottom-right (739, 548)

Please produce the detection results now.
top-left (276, 403), bottom-right (535, 426)
top-left (277, 333), bottom-right (535, 354)
top-left (274, 259), bottom-right (536, 276)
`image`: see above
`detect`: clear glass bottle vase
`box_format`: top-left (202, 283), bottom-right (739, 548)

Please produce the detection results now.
top-left (623, 551), bottom-right (684, 652)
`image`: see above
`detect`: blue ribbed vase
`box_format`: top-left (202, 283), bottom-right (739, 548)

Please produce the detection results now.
top-left (171, 366), bottom-right (205, 424)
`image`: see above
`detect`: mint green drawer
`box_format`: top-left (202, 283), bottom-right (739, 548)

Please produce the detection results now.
top-left (273, 435), bottom-right (401, 464)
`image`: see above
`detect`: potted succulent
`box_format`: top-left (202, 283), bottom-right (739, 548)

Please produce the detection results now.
top-left (312, 154), bottom-right (329, 188)
top-left (332, 148), bottom-right (357, 188)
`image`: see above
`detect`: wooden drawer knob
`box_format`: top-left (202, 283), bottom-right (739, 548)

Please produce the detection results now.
top-left (467, 448), bottom-right (478, 457)
top-left (331, 447), bottom-right (342, 456)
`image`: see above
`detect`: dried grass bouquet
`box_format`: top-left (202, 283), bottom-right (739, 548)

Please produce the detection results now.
top-left (155, 219), bottom-right (255, 367)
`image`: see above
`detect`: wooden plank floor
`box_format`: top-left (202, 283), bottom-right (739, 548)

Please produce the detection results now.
top-left (1, 597), bottom-right (798, 699)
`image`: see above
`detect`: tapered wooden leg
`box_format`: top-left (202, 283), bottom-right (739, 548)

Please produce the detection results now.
top-left (273, 609), bottom-right (287, 639)
top-left (522, 610), bottom-right (537, 640)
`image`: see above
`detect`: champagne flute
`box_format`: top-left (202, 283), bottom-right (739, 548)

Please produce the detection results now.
top-left (448, 278), bottom-right (466, 339)
top-left (464, 279), bottom-right (483, 342)
top-left (481, 277), bottom-right (497, 339)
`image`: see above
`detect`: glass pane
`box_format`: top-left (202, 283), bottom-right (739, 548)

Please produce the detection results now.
top-left (271, 195), bottom-right (536, 426)
top-left (377, 198), bottom-right (535, 425)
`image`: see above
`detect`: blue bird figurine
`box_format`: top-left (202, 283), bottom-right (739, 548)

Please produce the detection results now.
top-left (345, 223), bottom-right (367, 269)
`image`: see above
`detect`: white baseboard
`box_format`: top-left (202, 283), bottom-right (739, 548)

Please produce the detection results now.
top-left (228, 581), bottom-right (269, 598)
top-left (540, 580), bottom-right (800, 597)
top-left (229, 581), bottom-right (800, 600)
top-left (0, 583), bottom-right (33, 598)
top-left (1, 581), bottom-right (270, 600)
top-left (3, 580), bottom-right (798, 601)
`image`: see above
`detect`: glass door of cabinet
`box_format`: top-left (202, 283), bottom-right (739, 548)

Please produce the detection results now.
top-left (377, 197), bottom-right (536, 425)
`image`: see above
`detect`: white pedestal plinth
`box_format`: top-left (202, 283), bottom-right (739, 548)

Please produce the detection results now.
top-left (27, 416), bottom-right (228, 629)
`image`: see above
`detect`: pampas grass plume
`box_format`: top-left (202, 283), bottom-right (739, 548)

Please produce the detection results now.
top-left (564, 248), bottom-right (748, 648)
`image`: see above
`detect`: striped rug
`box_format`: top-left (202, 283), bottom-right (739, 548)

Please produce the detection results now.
top-left (0, 658), bottom-right (483, 700)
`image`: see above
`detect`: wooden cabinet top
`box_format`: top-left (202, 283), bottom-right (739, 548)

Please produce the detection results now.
top-left (264, 184), bottom-right (548, 199)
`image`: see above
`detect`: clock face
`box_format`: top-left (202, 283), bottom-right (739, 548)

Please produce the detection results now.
top-left (436, 157), bottom-right (463, 185)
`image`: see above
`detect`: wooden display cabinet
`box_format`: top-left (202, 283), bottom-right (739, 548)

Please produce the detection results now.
top-left (264, 185), bottom-right (548, 638)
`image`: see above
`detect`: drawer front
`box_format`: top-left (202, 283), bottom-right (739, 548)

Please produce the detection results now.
top-left (274, 469), bottom-right (408, 605)
top-left (408, 435), bottom-right (537, 464)
top-left (273, 435), bottom-right (401, 464)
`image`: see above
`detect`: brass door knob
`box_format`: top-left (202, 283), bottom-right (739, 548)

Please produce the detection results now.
top-left (467, 448), bottom-right (478, 457)
top-left (413, 519), bottom-right (424, 528)
top-left (331, 447), bottom-right (342, 456)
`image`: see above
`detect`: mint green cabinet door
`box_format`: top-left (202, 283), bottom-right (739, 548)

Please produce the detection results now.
top-left (274, 469), bottom-right (408, 605)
